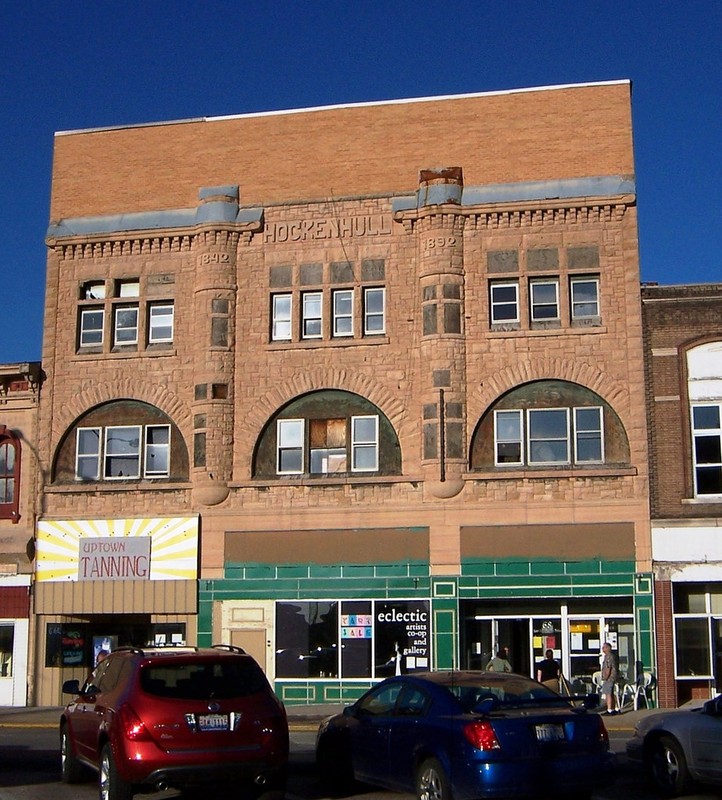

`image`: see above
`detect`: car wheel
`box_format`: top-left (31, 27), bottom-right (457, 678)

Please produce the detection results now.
top-left (99, 743), bottom-right (134, 800)
top-left (60, 724), bottom-right (84, 783)
top-left (316, 735), bottom-right (353, 791)
top-left (416, 758), bottom-right (453, 800)
top-left (648, 735), bottom-right (693, 797)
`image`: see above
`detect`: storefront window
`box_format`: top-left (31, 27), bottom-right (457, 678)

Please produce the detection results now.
top-left (276, 601), bottom-right (339, 678)
top-left (0, 625), bottom-right (13, 677)
top-left (46, 623), bottom-right (87, 667)
top-left (675, 617), bottom-right (712, 678)
top-left (275, 599), bottom-right (430, 679)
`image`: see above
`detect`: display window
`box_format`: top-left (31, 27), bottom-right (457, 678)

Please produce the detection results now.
top-left (275, 599), bottom-right (430, 680)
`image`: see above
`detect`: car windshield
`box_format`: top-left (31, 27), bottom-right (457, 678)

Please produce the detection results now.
top-left (443, 675), bottom-right (571, 712)
top-left (140, 659), bottom-right (267, 700)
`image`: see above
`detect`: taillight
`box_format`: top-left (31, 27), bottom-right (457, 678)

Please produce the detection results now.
top-left (463, 719), bottom-right (501, 751)
top-left (117, 704), bottom-right (151, 742)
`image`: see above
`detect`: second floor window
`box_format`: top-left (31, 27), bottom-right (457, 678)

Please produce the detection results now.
top-left (692, 404), bottom-right (722, 496)
top-left (570, 277), bottom-right (600, 319)
top-left (75, 424), bottom-right (170, 480)
top-left (148, 304), bottom-right (174, 343)
top-left (302, 292), bottom-right (323, 339)
top-left (530, 279), bottom-right (560, 322)
top-left (494, 407), bottom-right (603, 466)
top-left (276, 415), bottom-right (379, 476)
top-left (490, 282), bottom-right (519, 324)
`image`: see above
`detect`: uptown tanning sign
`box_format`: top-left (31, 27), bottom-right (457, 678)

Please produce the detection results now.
top-left (78, 537), bottom-right (151, 581)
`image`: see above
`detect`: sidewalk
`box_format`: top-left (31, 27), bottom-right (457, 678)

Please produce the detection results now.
top-left (0, 703), bottom-right (653, 731)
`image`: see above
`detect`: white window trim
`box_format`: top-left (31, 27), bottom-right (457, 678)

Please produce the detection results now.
top-left (302, 292), bottom-right (323, 339)
top-left (333, 289), bottom-right (354, 337)
top-left (75, 427), bottom-right (101, 481)
top-left (272, 294), bottom-right (292, 341)
top-left (148, 303), bottom-right (174, 344)
top-left (529, 279), bottom-right (560, 322)
top-left (114, 305), bottom-right (139, 346)
top-left (351, 415), bottom-right (379, 472)
top-left (573, 406), bottom-right (604, 463)
top-left (277, 419), bottom-right (304, 474)
top-left (691, 402), bottom-right (722, 498)
top-left (144, 424), bottom-right (171, 478)
top-left (527, 408), bottom-right (570, 465)
top-left (490, 281), bottom-right (520, 324)
top-left (79, 308), bottom-right (104, 347)
top-left (570, 277), bottom-right (600, 319)
top-left (104, 425), bottom-right (141, 480)
top-left (364, 287), bottom-right (386, 335)
top-left (493, 409), bottom-right (524, 466)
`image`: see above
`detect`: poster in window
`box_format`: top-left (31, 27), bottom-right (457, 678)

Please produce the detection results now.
top-left (374, 600), bottom-right (430, 677)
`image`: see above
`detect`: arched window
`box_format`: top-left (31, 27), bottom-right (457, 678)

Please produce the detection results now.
top-left (51, 400), bottom-right (189, 484)
top-left (0, 426), bottom-right (21, 522)
top-left (688, 342), bottom-right (722, 497)
top-left (253, 390), bottom-right (401, 479)
top-left (469, 380), bottom-right (630, 471)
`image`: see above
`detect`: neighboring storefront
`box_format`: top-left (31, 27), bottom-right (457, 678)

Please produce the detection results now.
top-left (33, 517), bottom-right (198, 705)
top-left (0, 575), bottom-right (30, 706)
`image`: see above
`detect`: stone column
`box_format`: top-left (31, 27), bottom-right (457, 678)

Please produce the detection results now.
top-left (416, 168), bottom-right (467, 499)
top-left (191, 186), bottom-right (240, 506)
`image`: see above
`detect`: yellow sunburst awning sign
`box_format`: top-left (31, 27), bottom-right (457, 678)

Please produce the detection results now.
top-left (35, 517), bottom-right (198, 582)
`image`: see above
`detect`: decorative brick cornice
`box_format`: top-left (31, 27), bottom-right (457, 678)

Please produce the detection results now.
top-left (238, 368), bottom-right (410, 442)
top-left (49, 379), bottom-right (192, 441)
top-left (55, 235), bottom-right (195, 260)
top-left (470, 357), bottom-right (630, 421)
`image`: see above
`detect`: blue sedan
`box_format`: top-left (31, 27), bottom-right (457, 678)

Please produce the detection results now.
top-left (316, 671), bottom-right (615, 800)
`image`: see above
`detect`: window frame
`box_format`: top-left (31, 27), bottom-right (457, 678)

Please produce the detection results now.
top-left (148, 303), bottom-right (174, 344)
top-left (113, 305), bottom-right (139, 346)
top-left (529, 279), bottom-right (560, 322)
top-left (490, 281), bottom-right (520, 324)
top-left (75, 427), bottom-right (101, 481)
top-left (0, 428), bottom-right (21, 520)
top-left (277, 419), bottom-right (304, 475)
top-left (301, 291), bottom-right (323, 339)
top-left (494, 409), bottom-right (524, 466)
top-left (104, 425), bottom-right (142, 479)
top-left (527, 408), bottom-right (570, 465)
top-left (144, 424), bottom-right (171, 478)
top-left (79, 308), bottom-right (105, 347)
top-left (332, 289), bottom-right (354, 337)
top-left (570, 276), bottom-right (600, 320)
top-left (271, 293), bottom-right (292, 341)
top-left (351, 415), bottom-right (379, 472)
top-left (364, 287), bottom-right (386, 335)
top-left (691, 403), bottom-right (722, 497)
top-left (574, 406), bottom-right (604, 463)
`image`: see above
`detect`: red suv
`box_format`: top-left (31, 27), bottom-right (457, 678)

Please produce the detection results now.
top-left (60, 645), bottom-right (288, 800)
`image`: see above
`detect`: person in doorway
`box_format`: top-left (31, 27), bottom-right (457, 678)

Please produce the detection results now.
top-left (600, 642), bottom-right (620, 715)
top-left (486, 646), bottom-right (512, 673)
top-left (536, 649), bottom-right (561, 691)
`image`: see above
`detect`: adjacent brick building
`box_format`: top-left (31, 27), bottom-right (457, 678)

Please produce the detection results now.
top-left (0, 362), bottom-right (42, 705)
top-left (642, 282), bottom-right (722, 706)
top-left (33, 81), bottom-right (654, 705)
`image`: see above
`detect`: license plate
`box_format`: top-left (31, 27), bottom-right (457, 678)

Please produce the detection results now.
top-left (535, 723), bottom-right (565, 742)
top-left (198, 713), bottom-right (229, 731)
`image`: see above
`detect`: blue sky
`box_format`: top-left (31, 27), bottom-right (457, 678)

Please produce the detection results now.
top-left (1, 1), bottom-right (720, 363)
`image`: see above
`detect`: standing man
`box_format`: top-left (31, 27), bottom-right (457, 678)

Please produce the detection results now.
top-left (600, 642), bottom-right (619, 715)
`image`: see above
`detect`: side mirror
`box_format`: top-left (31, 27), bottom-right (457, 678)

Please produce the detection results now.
top-left (342, 705), bottom-right (358, 719)
top-left (62, 679), bottom-right (81, 695)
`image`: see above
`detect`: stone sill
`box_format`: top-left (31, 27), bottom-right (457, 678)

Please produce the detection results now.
top-left (465, 466), bottom-right (637, 480)
top-left (485, 326), bottom-right (607, 338)
top-left (231, 475), bottom-right (422, 489)
top-left (267, 336), bottom-right (389, 351)
top-left (72, 348), bottom-right (178, 361)
top-left (45, 482), bottom-right (193, 494)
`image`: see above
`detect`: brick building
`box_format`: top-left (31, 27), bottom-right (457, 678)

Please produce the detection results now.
top-left (0, 362), bottom-right (42, 705)
top-left (642, 283), bottom-right (722, 706)
top-left (34, 81), bottom-right (653, 705)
